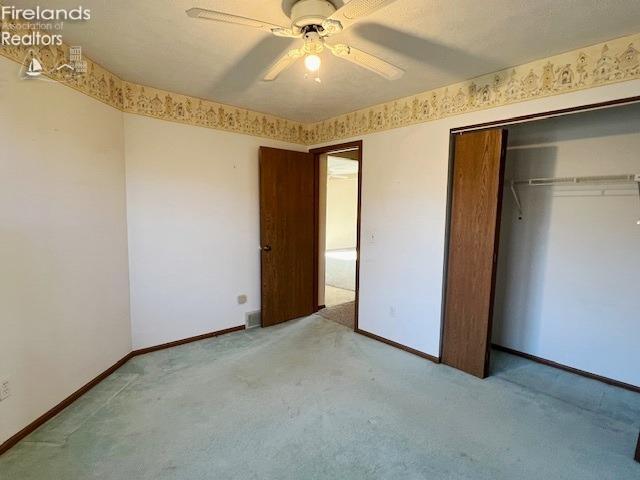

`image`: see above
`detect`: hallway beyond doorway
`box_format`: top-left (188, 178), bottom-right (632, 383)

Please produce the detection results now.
top-left (320, 154), bottom-right (359, 315)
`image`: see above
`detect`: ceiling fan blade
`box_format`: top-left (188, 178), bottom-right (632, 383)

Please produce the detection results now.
top-left (325, 0), bottom-right (399, 32)
top-left (186, 7), bottom-right (283, 33)
top-left (328, 44), bottom-right (404, 80)
top-left (263, 48), bottom-right (304, 81)
top-left (271, 27), bottom-right (303, 38)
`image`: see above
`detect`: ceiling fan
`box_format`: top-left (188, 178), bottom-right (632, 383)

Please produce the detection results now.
top-left (186, 0), bottom-right (403, 81)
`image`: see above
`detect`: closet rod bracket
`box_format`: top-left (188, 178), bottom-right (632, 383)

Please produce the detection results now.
top-left (509, 181), bottom-right (523, 220)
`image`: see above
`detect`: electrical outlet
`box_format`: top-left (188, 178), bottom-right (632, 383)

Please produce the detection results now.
top-left (0, 380), bottom-right (10, 401)
top-left (237, 294), bottom-right (247, 305)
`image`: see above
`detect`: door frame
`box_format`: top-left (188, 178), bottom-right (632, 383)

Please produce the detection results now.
top-left (310, 140), bottom-right (363, 331)
top-left (439, 95), bottom-right (640, 363)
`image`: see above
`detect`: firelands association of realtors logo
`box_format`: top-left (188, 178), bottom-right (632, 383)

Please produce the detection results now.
top-left (1, 4), bottom-right (91, 79)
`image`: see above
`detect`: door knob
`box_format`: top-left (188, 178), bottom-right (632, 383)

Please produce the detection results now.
top-left (261, 245), bottom-right (272, 252)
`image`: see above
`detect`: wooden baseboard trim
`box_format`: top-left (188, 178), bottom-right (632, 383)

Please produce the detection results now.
top-left (356, 328), bottom-right (440, 364)
top-left (0, 324), bottom-right (246, 457)
top-left (131, 325), bottom-right (245, 356)
top-left (0, 352), bottom-right (133, 456)
top-left (492, 344), bottom-right (640, 394)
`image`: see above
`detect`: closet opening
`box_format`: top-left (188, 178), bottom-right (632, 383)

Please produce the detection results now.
top-left (489, 103), bottom-right (640, 391)
top-left (441, 99), bottom-right (640, 388)
top-left (442, 98), bottom-right (640, 389)
top-left (441, 99), bottom-right (640, 459)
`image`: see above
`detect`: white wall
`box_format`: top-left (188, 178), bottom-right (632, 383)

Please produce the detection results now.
top-left (492, 104), bottom-right (640, 386)
top-left (124, 114), bottom-right (305, 349)
top-left (310, 80), bottom-right (640, 358)
top-left (325, 172), bottom-right (359, 251)
top-left (0, 57), bottom-right (131, 444)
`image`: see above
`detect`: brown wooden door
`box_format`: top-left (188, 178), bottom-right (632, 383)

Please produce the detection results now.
top-left (441, 129), bottom-right (508, 378)
top-left (259, 147), bottom-right (316, 327)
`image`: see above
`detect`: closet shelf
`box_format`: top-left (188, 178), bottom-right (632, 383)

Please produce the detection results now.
top-left (506, 174), bottom-right (640, 222)
top-left (511, 174), bottom-right (639, 187)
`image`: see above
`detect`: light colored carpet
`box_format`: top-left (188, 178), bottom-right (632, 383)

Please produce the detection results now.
top-left (317, 301), bottom-right (355, 329)
top-left (324, 285), bottom-right (355, 307)
top-left (2, 316), bottom-right (639, 479)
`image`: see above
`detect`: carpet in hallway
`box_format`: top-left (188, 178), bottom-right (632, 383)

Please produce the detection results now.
top-left (317, 301), bottom-right (355, 329)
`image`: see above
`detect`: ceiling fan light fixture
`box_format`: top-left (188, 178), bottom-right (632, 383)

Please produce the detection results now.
top-left (304, 54), bottom-right (321, 72)
top-left (187, 0), bottom-right (404, 82)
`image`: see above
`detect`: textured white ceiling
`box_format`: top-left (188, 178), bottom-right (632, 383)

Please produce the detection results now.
top-left (15, 0), bottom-right (640, 122)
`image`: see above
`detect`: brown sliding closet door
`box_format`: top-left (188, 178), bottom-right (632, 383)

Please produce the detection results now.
top-left (259, 147), bottom-right (316, 327)
top-left (442, 129), bottom-right (508, 378)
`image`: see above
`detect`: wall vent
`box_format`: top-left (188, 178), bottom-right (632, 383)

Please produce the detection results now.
top-left (245, 310), bottom-right (261, 329)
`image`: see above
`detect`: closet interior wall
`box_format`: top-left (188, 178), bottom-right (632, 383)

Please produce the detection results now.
top-left (492, 103), bottom-right (640, 387)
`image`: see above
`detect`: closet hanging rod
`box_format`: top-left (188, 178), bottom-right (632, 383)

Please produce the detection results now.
top-left (511, 174), bottom-right (639, 187)
top-left (505, 174), bottom-right (640, 222)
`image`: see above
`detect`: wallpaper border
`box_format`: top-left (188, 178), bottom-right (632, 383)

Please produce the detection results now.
top-left (1, 17), bottom-right (639, 146)
top-left (0, 17), bottom-right (306, 144)
top-left (303, 32), bottom-right (640, 144)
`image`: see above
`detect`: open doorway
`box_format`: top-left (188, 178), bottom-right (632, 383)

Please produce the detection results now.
top-left (311, 142), bottom-right (362, 330)
top-left (258, 142), bottom-right (361, 330)
top-left (321, 153), bottom-right (359, 306)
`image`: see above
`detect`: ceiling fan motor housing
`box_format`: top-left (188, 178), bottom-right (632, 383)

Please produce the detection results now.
top-left (291, 0), bottom-right (336, 28)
